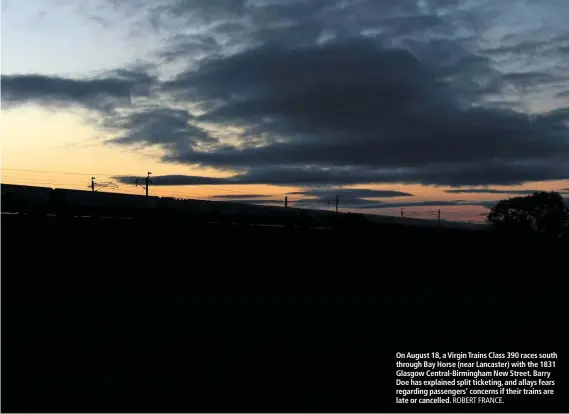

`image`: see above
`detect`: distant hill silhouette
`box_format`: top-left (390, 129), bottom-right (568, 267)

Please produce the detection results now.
top-left (2, 195), bottom-right (568, 413)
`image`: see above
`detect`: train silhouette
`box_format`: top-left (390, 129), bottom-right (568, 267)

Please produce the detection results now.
top-left (1, 184), bottom-right (344, 228)
top-left (1, 183), bottom-right (489, 231)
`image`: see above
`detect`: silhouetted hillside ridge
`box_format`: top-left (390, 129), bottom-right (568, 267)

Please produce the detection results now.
top-left (2, 212), bottom-right (567, 413)
top-left (2, 183), bottom-right (486, 231)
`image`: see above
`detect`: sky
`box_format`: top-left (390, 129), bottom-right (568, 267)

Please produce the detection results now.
top-left (2, 0), bottom-right (569, 222)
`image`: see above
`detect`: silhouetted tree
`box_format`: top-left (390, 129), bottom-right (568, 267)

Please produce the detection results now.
top-left (486, 191), bottom-right (569, 238)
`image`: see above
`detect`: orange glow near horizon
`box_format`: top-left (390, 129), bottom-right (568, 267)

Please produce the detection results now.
top-left (2, 105), bottom-right (568, 222)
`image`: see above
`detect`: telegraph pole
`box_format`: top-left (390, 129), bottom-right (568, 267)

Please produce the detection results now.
top-left (285, 196), bottom-right (288, 208)
top-left (145, 172), bottom-right (151, 197)
top-left (135, 172), bottom-right (152, 196)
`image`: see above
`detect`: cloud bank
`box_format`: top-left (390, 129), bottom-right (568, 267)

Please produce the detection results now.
top-left (3, 0), bottom-right (569, 190)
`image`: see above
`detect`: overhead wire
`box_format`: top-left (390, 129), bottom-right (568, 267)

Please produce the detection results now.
top-left (1, 167), bottom-right (309, 206)
top-left (2, 168), bottom-right (459, 219)
top-left (1, 167), bottom-right (296, 199)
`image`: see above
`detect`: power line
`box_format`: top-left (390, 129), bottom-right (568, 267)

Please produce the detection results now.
top-left (2, 167), bottom-right (293, 198)
top-left (1, 175), bottom-right (298, 204)
top-left (1, 167), bottom-right (121, 177)
top-left (2, 168), bottom-right (478, 223)
top-left (1, 178), bottom-right (487, 226)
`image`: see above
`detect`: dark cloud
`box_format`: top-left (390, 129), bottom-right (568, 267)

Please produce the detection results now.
top-left (112, 172), bottom-right (502, 210)
top-left (1, 70), bottom-right (156, 113)
top-left (7, 0), bottom-right (569, 189)
top-left (211, 194), bottom-right (269, 199)
top-left (104, 107), bottom-right (216, 151)
top-left (159, 36), bottom-right (569, 185)
top-left (240, 167), bottom-right (393, 187)
top-left (288, 188), bottom-right (413, 199)
top-left (116, 160), bottom-right (569, 188)
top-left (104, 0), bottom-right (476, 51)
top-left (317, 197), bottom-right (384, 208)
top-left (445, 189), bottom-right (544, 195)
top-left (286, 196), bottom-right (386, 209)
top-left (361, 200), bottom-right (498, 210)
top-left (114, 174), bottom-right (231, 186)
top-left (233, 163), bottom-right (569, 188)
top-left (446, 188), bottom-right (569, 196)
top-left (227, 198), bottom-right (283, 205)
top-left (112, 170), bottom-right (393, 187)
top-left (232, 167), bottom-right (414, 186)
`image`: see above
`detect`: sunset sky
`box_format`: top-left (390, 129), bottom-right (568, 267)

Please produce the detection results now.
top-left (2, 0), bottom-right (569, 222)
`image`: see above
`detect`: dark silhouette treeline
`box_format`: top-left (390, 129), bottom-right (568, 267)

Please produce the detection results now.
top-left (487, 191), bottom-right (569, 240)
top-left (2, 209), bottom-right (567, 412)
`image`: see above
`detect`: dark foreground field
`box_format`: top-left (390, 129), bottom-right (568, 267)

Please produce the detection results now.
top-left (2, 214), bottom-right (567, 412)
